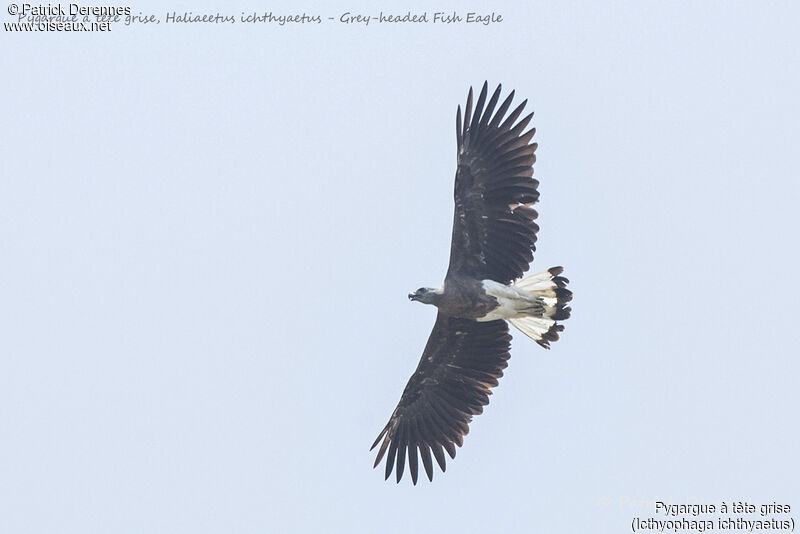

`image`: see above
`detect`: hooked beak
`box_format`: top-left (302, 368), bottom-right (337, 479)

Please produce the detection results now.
top-left (408, 293), bottom-right (418, 301)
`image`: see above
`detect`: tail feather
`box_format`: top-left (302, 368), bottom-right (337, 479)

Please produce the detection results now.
top-left (509, 266), bottom-right (572, 349)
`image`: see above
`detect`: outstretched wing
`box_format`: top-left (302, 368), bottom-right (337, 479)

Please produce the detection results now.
top-left (446, 82), bottom-right (541, 284)
top-left (371, 313), bottom-right (511, 484)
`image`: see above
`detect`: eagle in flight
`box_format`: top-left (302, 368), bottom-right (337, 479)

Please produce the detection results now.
top-left (371, 83), bottom-right (572, 484)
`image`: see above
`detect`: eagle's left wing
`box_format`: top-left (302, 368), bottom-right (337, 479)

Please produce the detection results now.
top-left (371, 313), bottom-right (511, 484)
top-left (445, 82), bottom-right (541, 285)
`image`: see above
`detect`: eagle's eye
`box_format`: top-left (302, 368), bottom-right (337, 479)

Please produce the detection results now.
top-left (417, 288), bottom-right (427, 294)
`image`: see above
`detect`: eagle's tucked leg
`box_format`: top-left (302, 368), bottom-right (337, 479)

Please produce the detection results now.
top-left (478, 267), bottom-right (572, 349)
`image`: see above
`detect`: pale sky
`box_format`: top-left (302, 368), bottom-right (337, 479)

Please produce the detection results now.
top-left (2, 1), bottom-right (799, 533)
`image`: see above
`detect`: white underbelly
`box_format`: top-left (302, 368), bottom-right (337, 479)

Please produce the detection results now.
top-left (476, 280), bottom-right (528, 322)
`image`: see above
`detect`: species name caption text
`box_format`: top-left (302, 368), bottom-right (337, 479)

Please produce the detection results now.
top-left (631, 501), bottom-right (795, 532)
top-left (4, 5), bottom-right (503, 31)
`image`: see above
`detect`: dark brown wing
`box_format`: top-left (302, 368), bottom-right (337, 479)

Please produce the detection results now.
top-left (446, 82), bottom-right (540, 284)
top-left (370, 314), bottom-right (511, 484)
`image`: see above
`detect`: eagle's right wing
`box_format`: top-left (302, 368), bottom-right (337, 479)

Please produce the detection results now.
top-left (370, 313), bottom-right (511, 484)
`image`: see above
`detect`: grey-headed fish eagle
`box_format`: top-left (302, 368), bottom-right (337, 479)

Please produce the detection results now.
top-left (371, 83), bottom-right (572, 484)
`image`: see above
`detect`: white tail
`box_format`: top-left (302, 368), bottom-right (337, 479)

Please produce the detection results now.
top-left (508, 266), bottom-right (572, 349)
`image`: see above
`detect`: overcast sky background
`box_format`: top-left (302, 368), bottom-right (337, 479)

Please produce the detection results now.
top-left (2, 1), bottom-right (799, 533)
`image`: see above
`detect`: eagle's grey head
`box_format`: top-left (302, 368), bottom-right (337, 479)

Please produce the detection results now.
top-left (408, 286), bottom-right (443, 305)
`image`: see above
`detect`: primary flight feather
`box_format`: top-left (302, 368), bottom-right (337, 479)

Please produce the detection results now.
top-left (371, 83), bottom-right (572, 484)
